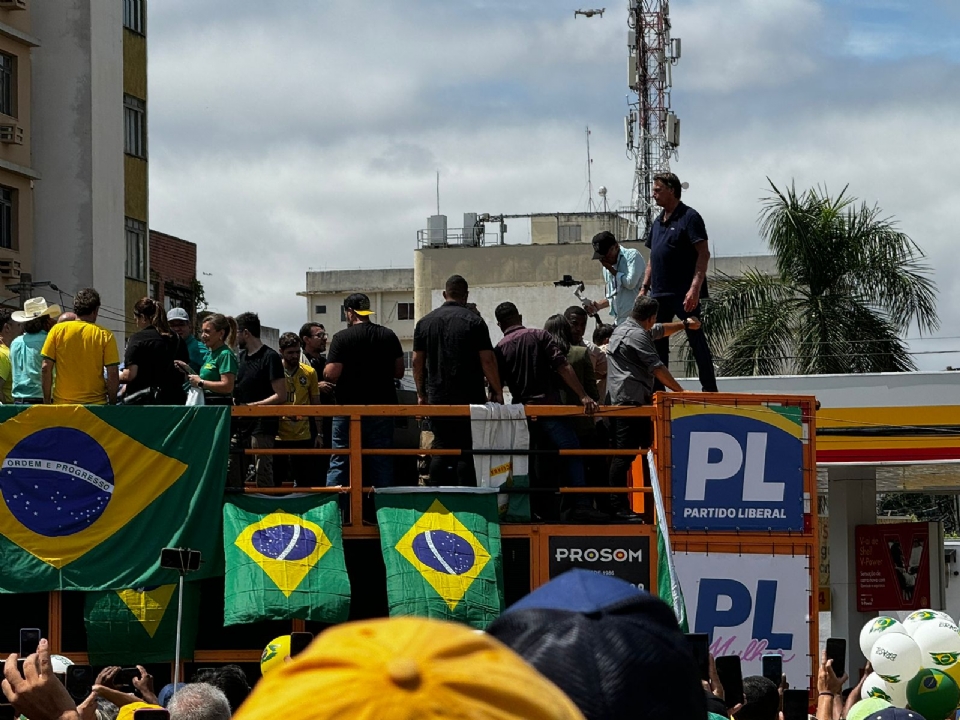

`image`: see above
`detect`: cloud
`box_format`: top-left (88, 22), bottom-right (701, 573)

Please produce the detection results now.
top-left (148, 0), bottom-right (960, 370)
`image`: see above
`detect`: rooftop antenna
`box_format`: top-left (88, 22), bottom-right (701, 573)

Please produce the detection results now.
top-left (585, 126), bottom-right (596, 212)
top-left (598, 185), bottom-right (609, 212)
top-left (436, 170), bottom-right (440, 215)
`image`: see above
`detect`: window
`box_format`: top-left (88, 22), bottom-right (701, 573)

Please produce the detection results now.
top-left (123, 0), bottom-right (144, 34)
top-left (314, 305), bottom-right (327, 315)
top-left (0, 53), bottom-right (15, 117)
top-left (340, 306), bottom-right (347, 322)
top-left (124, 95), bottom-right (146, 158)
top-left (558, 224), bottom-right (582, 244)
top-left (125, 218), bottom-right (146, 280)
top-left (0, 186), bottom-right (14, 250)
top-left (397, 302), bottom-right (415, 320)
top-left (403, 351), bottom-right (413, 370)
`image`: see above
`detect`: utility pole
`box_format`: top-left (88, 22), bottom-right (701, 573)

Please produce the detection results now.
top-left (625, 0), bottom-right (681, 239)
top-left (17, 273), bottom-right (32, 308)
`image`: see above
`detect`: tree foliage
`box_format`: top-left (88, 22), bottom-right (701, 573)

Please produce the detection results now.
top-left (685, 180), bottom-right (939, 376)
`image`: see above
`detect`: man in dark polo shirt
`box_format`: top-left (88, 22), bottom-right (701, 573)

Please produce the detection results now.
top-left (324, 293), bottom-right (404, 489)
top-left (494, 302), bottom-right (607, 523)
top-left (234, 312), bottom-right (286, 488)
top-left (413, 275), bottom-right (504, 486)
top-left (641, 172), bottom-right (718, 392)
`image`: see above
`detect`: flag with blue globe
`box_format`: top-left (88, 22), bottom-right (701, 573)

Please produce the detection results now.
top-left (375, 489), bottom-right (503, 629)
top-left (223, 494), bottom-right (350, 625)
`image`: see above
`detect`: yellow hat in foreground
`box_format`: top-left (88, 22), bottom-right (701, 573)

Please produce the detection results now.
top-left (117, 702), bottom-right (163, 720)
top-left (236, 617), bottom-right (585, 720)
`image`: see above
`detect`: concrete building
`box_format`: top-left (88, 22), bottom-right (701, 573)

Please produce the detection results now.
top-left (31, 0), bottom-right (148, 346)
top-left (299, 268), bottom-right (415, 370)
top-left (0, 2), bottom-right (38, 309)
top-left (414, 216), bottom-right (777, 375)
top-left (149, 229), bottom-right (198, 317)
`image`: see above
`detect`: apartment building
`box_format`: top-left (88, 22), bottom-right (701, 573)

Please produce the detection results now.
top-left (0, 1), bottom-right (37, 308)
top-left (300, 268), bottom-right (416, 371)
top-left (31, 0), bottom-right (148, 346)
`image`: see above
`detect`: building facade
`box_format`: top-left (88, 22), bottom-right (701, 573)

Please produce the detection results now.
top-left (31, 0), bottom-right (147, 346)
top-left (300, 268), bottom-right (415, 371)
top-left (0, 2), bottom-right (38, 310)
top-left (149, 229), bottom-right (198, 317)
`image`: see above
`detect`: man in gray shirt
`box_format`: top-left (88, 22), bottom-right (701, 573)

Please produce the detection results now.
top-left (605, 295), bottom-right (697, 518)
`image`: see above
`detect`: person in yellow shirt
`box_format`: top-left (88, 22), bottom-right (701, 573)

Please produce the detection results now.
top-left (0, 308), bottom-right (21, 403)
top-left (41, 288), bottom-right (120, 405)
top-left (275, 332), bottom-right (320, 487)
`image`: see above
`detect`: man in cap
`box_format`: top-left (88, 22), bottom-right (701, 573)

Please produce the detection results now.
top-left (325, 293), bottom-right (404, 490)
top-left (0, 307), bottom-right (22, 402)
top-left (641, 172), bottom-right (718, 392)
top-left (232, 617), bottom-right (586, 720)
top-left (487, 569), bottom-right (707, 720)
top-left (585, 230), bottom-right (645, 326)
top-left (41, 288), bottom-right (119, 405)
top-left (9, 298), bottom-right (61, 404)
top-left (167, 307), bottom-right (208, 373)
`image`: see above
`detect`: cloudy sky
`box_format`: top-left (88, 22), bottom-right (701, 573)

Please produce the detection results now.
top-left (148, 0), bottom-right (960, 370)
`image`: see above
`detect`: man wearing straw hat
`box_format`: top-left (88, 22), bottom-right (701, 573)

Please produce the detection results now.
top-left (9, 298), bottom-right (61, 404)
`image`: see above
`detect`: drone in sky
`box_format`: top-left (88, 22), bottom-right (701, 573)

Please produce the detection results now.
top-left (574, 8), bottom-right (605, 18)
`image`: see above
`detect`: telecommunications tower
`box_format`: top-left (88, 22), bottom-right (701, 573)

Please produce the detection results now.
top-left (625, 0), bottom-right (681, 238)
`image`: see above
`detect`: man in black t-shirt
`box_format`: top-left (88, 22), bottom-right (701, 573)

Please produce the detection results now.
top-left (324, 293), bottom-right (404, 489)
top-left (233, 312), bottom-right (286, 488)
top-left (413, 275), bottom-right (503, 486)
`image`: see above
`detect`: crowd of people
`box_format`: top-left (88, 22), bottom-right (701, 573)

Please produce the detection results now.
top-left (1, 570), bottom-right (921, 720)
top-left (0, 172), bottom-right (723, 520)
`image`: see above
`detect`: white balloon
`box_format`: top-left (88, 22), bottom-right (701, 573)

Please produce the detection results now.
top-left (871, 633), bottom-right (923, 686)
top-left (862, 672), bottom-right (907, 707)
top-left (904, 609), bottom-right (954, 637)
top-left (911, 620), bottom-right (960, 670)
top-left (860, 616), bottom-right (909, 658)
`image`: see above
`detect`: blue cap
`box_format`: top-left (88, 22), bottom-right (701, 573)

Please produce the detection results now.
top-left (867, 710), bottom-right (926, 720)
top-left (505, 568), bottom-right (646, 615)
top-left (158, 683), bottom-right (186, 707)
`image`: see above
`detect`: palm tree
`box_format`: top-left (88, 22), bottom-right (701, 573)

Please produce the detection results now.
top-left (692, 181), bottom-right (939, 376)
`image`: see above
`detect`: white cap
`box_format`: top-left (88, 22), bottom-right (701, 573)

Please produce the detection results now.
top-left (168, 307), bottom-right (190, 322)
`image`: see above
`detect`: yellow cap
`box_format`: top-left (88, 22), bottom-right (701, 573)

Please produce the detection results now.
top-left (260, 634), bottom-right (291, 677)
top-left (237, 618), bottom-right (585, 720)
top-left (117, 702), bottom-right (163, 720)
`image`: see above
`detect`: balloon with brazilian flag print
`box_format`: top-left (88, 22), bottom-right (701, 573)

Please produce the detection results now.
top-left (907, 669), bottom-right (959, 720)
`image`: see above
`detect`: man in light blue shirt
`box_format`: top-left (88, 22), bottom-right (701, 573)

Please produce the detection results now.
top-left (587, 231), bottom-right (645, 325)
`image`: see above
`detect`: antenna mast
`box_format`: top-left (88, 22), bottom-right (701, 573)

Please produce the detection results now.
top-left (585, 126), bottom-right (596, 212)
top-left (626, 0), bottom-right (681, 238)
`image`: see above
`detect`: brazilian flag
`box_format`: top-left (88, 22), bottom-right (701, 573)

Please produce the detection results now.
top-left (84, 583), bottom-right (201, 664)
top-left (375, 488), bottom-right (503, 629)
top-left (0, 406), bottom-right (229, 592)
top-left (222, 494), bottom-right (350, 626)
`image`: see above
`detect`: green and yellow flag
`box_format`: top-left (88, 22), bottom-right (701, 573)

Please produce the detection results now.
top-left (84, 582), bottom-right (200, 664)
top-left (222, 494), bottom-right (350, 626)
top-left (375, 489), bottom-right (503, 629)
top-left (0, 405), bottom-right (230, 591)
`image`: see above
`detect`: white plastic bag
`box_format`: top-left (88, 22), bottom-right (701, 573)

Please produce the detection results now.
top-left (185, 387), bottom-right (205, 407)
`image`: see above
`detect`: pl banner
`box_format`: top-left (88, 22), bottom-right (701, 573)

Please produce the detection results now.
top-left (674, 552), bottom-right (811, 683)
top-left (670, 405), bottom-right (805, 531)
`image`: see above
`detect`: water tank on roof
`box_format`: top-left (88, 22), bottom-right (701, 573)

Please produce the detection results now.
top-left (427, 215), bottom-right (447, 247)
top-left (463, 213), bottom-right (480, 247)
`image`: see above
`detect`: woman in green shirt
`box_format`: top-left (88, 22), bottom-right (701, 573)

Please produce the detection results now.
top-left (176, 313), bottom-right (238, 406)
